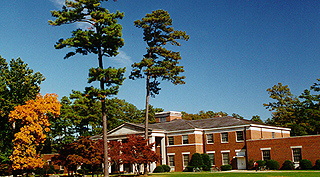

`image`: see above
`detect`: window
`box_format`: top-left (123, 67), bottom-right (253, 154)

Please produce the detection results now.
top-left (208, 153), bottom-right (215, 166)
top-left (221, 132), bottom-right (228, 143)
top-left (272, 132), bottom-right (275, 138)
top-left (292, 148), bottom-right (302, 163)
top-left (182, 135), bottom-right (189, 144)
top-left (222, 153), bottom-right (229, 165)
top-left (262, 150), bottom-right (271, 161)
top-left (236, 131), bottom-right (244, 141)
top-left (168, 155), bottom-right (175, 166)
top-left (168, 136), bottom-right (174, 145)
top-left (183, 154), bottom-right (189, 167)
top-left (207, 134), bottom-right (214, 143)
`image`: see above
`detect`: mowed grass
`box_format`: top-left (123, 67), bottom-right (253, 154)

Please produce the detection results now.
top-left (149, 171), bottom-right (320, 177)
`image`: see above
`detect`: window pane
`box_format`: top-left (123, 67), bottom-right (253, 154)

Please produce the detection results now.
top-left (168, 136), bottom-right (174, 145)
top-left (262, 150), bottom-right (270, 161)
top-left (169, 155), bottom-right (175, 166)
top-left (207, 134), bottom-right (214, 143)
top-left (183, 154), bottom-right (189, 167)
top-left (208, 153), bottom-right (215, 165)
top-left (221, 133), bottom-right (228, 142)
top-left (292, 148), bottom-right (302, 162)
top-left (183, 135), bottom-right (189, 144)
top-left (236, 131), bottom-right (244, 141)
top-left (222, 153), bottom-right (229, 165)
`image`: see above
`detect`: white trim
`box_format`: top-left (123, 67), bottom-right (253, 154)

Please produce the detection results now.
top-left (260, 148), bottom-right (271, 150)
top-left (221, 150), bottom-right (230, 153)
top-left (290, 146), bottom-right (302, 149)
top-left (182, 152), bottom-right (191, 155)
top-left (167, 143), bottom-right (203, 147)
top-left (207, 151), bottom-right (215, 154)
top-left (167, 153), bottom-right (175, 156)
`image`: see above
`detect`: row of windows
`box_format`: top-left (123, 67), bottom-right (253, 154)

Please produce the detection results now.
top-left (261, 148), bottom-right (302, 162)
top-left (167, 131), bottom-right (244, 145)
top-left (168, 152), bottom-right (229, 167)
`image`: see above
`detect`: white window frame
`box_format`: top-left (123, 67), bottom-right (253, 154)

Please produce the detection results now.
top-left (207, 151), bottom-right (215, 166)
top-left (221, 132), bottom-right (228, 143)
top-left (168, 153), bottom-right (175, 167)
top-left (221, 152), bottom-right (230, 165)
top-left (207, 134), bottom-right (214, 144)
top-left (236, 131), bottom-right (244, 142)
top-left (182, 152), bottom-right (190, 167)
top-left (182, 135), bottom-right (189, 144)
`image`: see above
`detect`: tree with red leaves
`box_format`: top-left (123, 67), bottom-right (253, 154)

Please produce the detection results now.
top-left (52, 136), bottom-right (103, 176)
top-left (120, 135), bottom-right (160, 175)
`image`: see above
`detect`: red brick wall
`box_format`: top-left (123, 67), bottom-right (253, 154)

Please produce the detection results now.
top-left (205, 132), bottom-right (246, 167)
top-left (247, 135), bottom-right (320, 166)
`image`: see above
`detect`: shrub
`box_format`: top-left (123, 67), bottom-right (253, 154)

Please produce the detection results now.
top-left (201, 154), bottom-right (211, 171)
top-left (247, 159), bottom-right (254, 170)
top-left (153, 165), bottom-right (164, 173)
top-left (281, 160), bottom-right (295, 170)
top-left (314, 159), bottom-right (320, 170)
top-left (183, 166), bottom-right (194, 172)
top-left (256, 160), bottom-right (266, 167)
top-left (266, 160), bottom-right (280, 170)
top-left (161, 165), bottom-right (171, 172)
top-left (300, 159), bottom-right (313, 170)
top-left (189, 153), bottom-right (203, 168)
top-left (221, 164), bottom-right (232, 171)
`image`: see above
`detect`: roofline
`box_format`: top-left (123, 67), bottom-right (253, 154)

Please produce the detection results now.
top-left (161, 124), bottom-right (290, 134)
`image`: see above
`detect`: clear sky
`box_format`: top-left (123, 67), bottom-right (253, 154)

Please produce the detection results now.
top-left (1, 0), bottom-right (319, 121)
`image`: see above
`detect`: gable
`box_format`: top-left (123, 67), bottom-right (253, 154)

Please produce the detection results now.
top-left (108, 123), bottom-right (145, 138)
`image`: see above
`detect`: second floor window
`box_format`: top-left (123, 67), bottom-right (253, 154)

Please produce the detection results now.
top-left (207, 134), bottom-right (214, 143)
top-left (221, 132), bottom-right (228, 143)
top-left (236, 131), bottom-right (244, 141)
top-left (168, 136), bottom-right (174, 145)
top-left (183, 135), bottom-right (189, 144)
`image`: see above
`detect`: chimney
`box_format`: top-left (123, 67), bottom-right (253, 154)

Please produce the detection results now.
top-left (155, 111), bottom-right (182, 123)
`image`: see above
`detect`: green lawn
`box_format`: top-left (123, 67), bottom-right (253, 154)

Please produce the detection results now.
top-left (149, 171), bottom-right (320, 177)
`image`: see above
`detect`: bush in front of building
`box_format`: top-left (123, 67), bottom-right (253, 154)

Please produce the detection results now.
top-left (299, 159), bottom-right (313, 170)
top-left (221, 164), bottom-right (232, 171)
top-left (153, 165), bottom-right (164, 173)
top-left (189, 153), bottom-right (203, 168)
top-left (266, 160), bottom-right (280, 170)
top-left (153, 165), bottom-right (171, 173)
top-left (201, 153), bottom-right (211, 171)
top-left (314, 159), bottom-right (320, 170)
top-left (281, 160), bottom-right (295, 170)
top-left (161, 165), bottom-right (171, 172)
top-left (256, 160), bottom-right (266, 167)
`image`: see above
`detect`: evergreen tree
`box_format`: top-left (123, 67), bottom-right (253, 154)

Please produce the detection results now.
top-left (0, 56), bottom-right (45, 163)
top-left (49, 1), bottom-right (125, 176)
top-left (130, 9), bottom-right (189, 140)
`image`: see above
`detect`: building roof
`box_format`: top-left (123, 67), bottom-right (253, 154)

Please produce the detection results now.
top-left (148, 116), bottom-right (261, 132)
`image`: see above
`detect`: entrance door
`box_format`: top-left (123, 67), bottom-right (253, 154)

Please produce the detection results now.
top-left (237, 157), bottom-right (246, 170)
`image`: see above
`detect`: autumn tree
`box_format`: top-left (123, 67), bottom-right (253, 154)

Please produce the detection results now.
top-left (53, 136), bottom-right (103, 176)
top-left (120, 135), bottom-right (160, 175)
top-left (8, 94), bottom-right (60, 173)
top-left (130, 10), bottom-right (189, 140)
top-left (0, 56), bottom-right (45, 163)
top-left (49, 1), bottom-right (125, 176)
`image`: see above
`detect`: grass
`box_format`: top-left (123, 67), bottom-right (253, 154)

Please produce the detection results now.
top-left (148, 171), bottom-right (320, 177)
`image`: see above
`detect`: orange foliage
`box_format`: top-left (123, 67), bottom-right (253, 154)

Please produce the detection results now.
top-left (9, 94), bottom-right (61, 170)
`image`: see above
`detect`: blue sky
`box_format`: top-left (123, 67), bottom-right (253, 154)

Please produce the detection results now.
top-left (0, 0), bottom-right (319, 120)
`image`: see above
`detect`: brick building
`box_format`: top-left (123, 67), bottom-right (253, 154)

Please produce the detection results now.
top-left (106, 111), bottom-right (320, 172)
